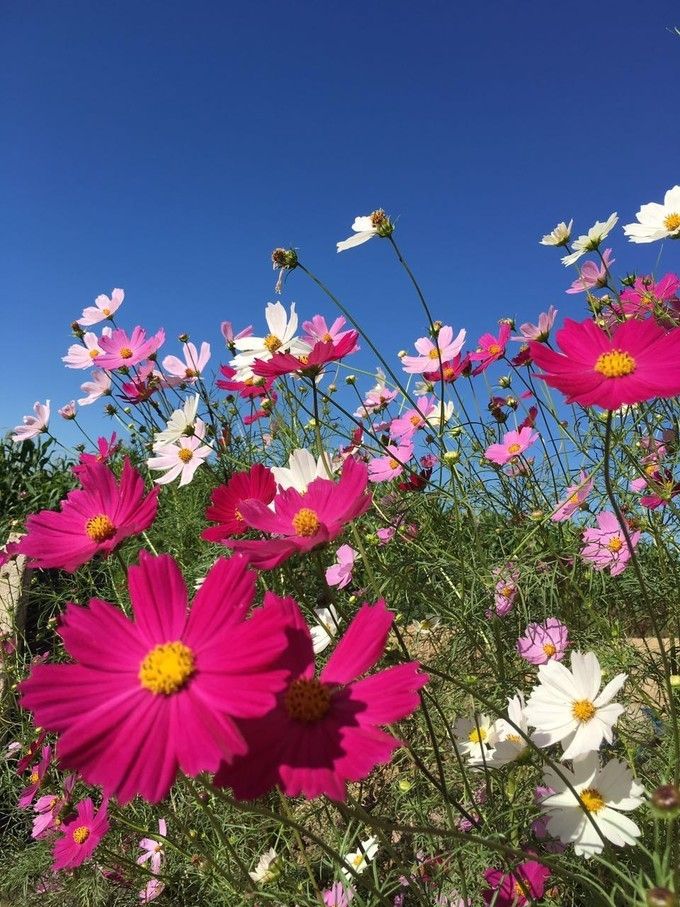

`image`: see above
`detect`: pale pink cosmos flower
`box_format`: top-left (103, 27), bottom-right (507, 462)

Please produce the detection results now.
top-left (221, 321), bottom-right (253, 351)
top-left (139, 880), bottom-right (165, 904)
top-left (162, 341), bottom-right (211, 382)
top-left (12, 401), bottom-right (50, 443)
top-left (551, 471), bottom-right (594, 522)
top-left (302, 314), bottom-right (358, 350)
top-left (581, 511), bottom-right (641, 576)
top-left (32, 774), bottom-right (76, 840)
top-left (566, 249), bottom-right (615, 294)
top-left (389, 396), bottom-right (448, 441)
top-left (485, 427), bottom-right (538, 466)
top-left (489, 563), bottom-right (520, 617)
top-left (368, 443), bottom-right (413, 483)
top-left (512, 306), bottom-right (558, 342)
top-left (147, 435), bottom-right (212, 486)
top-left (325, 544), bottom-right (358, 589)
top-left (138, 818), bottom-right (166, 875)
top-left (377, 527), bottom-right (395, 545)
top-left (402, 325), bottom-right (467, 374)
top-left (323, 882), bottom-right (354, 906)
top-left (78, 370), bottom-right (112, 406)
top-left (354, 372), bottom-right (399, 417)
top-left (78, 289), bottom-right (124, 326)
top-left (62, 328), bottom-right (113, 368)
top-left (517, 618), bottom-right (569, 665)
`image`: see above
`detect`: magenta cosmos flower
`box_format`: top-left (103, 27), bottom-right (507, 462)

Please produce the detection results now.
top-left (368, 443), bottom-right (414, 483)
top-left (96, 326), bottom-right (165, 369)
top-left (17, 458), bottom-right (159, 573)
top-left (214, 598), bottom-right (428, 800)
top-left (202, 464), bottom-right (277, 543)
top-left (617, 273), bottom-right (680, 320)
top-left (217, 364), bottom-right (274, 399)
top-left (230, 457), bottom-right (372, 570)
top-left (18, 744), bottom-right (51, 809)
top-left (482, 860), bottom-right (550, 906)
top-left (485, 427), bottom-right (538, 466)
top-left (516, 618), bottom-right (569, 665)
top-left (530, 318), bottom-right (680, 409)
top-left (581, 511), bottom-right (641, 576)
top-left (252, 331), bottom-right (359, 379)
top-left (470, 323), bottom-right (512, 375)
top-left (20, 553), bottom-right (294, 803)
top-left (302, 314), bottom-right (357, 348)
top-left (51, 798), bottom-right (110, 871)
top-left (401, 325), bottom-right (466, 374)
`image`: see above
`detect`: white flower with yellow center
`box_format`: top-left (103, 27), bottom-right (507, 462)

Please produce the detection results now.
top-left (453, 713), bottom-right (494, 761)
top-left (337, 210), bottom-right (393, 252)
top-left (154, 395), bottom-right (204, 446)
top-left (469, 693), bottom-right (530, 768)
top-left (230, 302), bottom-right (310, 380)
top-left (540, 220), bottom-right (573, 247)
top-left (271, 447), bottom-right (334, 492)
top-left (561, 213), bottom-right (618, 266)
top-left (540, 753), bottom-right (645, 857)
top-left (525, 651), bottom-right (626, 760)
top-left (248, 848), bottom-right (281, 883)
top-left (341, 836), bottom-right (379, 882)
top-left (624, 185), bottom-right (680, 244)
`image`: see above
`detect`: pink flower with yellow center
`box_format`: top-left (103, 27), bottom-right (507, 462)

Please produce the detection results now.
top-left (580, 511), bottom-right (640, 576)
top-left (11, 400), bottom-right (50, 443)
top-left (302, 314), bottom-right (358, 349)
top-left (368, 443), bottom-right (414, 483)
top-left (51, 797), bottom-right (109, 871)
top-left (18, 745), bottom-right (51, 809)
top-left (401, 325), bottom-right (467, 374)
top-left (252, 331), bottom-right (359, 379)
top-left (482, 860), bottom-right (551, 906)
top-left (552, 471), bottom-right (594, 522)
top-left (485, 427), bottom-right (538, 467)
top-left (78, 288), bottom-right (124, 326)
top-left (469, 323), bottom-right (512, 375)
top-left (516, 618), bottom-right (569, 665)
top-left (162, 341), bottom-right (211, 381)
top-left (202, 464), bottom-right (277, 543)
top-left (96, 326), bottom-right (165, 370)
top-left (62, 328), bottom-right (112, 369)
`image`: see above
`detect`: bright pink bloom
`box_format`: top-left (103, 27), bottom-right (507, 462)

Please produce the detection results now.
top-left (51, 798), bottom-right (109, 871)
top-left (79, 433), bottom-right (119, 468)
top-left (16, 731), bottom-right (48, 775)
top-left (482, 860), bottom-right (551, 906)
top-left (490, 563), bottom-right (520, 617)
top-left (62, 328), bottom-right (112, 368)
top-left (423, 353), bottom-right (471, 384)
top-left (20, 553), bottom-right (294, 803)
top-left (32, 774), bottom-right (76, 840)
top-left (390, 396), bottom-right (438, 441)
top-left (78, 369), bottom-right (112, 406)
top-left (214, 599), bottom-right (427, 800)
top-left (529, 317), bottom-right (680, 409)
top-left (78, 289), bottom-right (124, 326)
top-left (221, 321), bottom-right (253, 351)
top-left (368, 443), bottom-right (413, 483)
top-left (162, 341), bottom-right (211, 381)
top-left (516, 618), bottom-right (569, 665)
top-left (485, 427), bottom-right (538, 466)
top-left (617, 273), bottom-right (680, 319)
top-left (97, 326), bottom-right (165, 369)
top-left (252, 332), bottom-right (359, 379)
top-left (12, 400), bottom-right (50, 443)
top-left (325, 544), bottom-right (358, 589)
top-left (18, 745), bottom-right (51, 809)
top-left (566, 250), bottom-right (614, 294)
top-left (551, 471), bottom-right (594, 521)
top-left (243, 395), bottom-right (277, 425)
top-left (302, 314), bottom-right (358, 350)
top-left (230, 458), bottom-right (372, 570)
top-left (377, 527), bottom-right (395, 545)
top-left (631, 467), bottom-right (680, 510)
top-left (581, 511), bottom-right (641, 576)
top-left (120, 362), bottom-right (163, 403)
top-left (217, 364), bottom-right (273, 399)
top-left (202, 464), bottom-right (277, 543)
top-left (512, 307), bottom-right (558, 342)
top-left (323, 882), bottom-right (354, 906)
top-left (402, 325), bottom-right (466, 374)
top-left (470, 323), bottom-right (512, 375)
top-left (17, 458), bottom-right (158, 573)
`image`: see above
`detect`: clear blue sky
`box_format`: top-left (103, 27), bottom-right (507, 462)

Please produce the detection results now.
top-left (2, 0), bottom-right (679, 438)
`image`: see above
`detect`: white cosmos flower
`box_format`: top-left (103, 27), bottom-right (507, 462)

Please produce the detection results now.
top-left (271, 447), bottom-right (334, 492)
top-left (248, 848), bottom-right (280, 883)
top-left (310, 605), bottom-right (341, 654)
top-left (154, 396), bottom-right (204, 446)
top-left (230, 302), bottom-right (310, 380)
top-left (337, 210), bottom-right (392, 253)
top-left (341, 836), bottom-right (379, 882)
top-left (147, 435), bottom-right (211, 486)
top-left (540, 752), bottom-right (645, 857)
top-left (623, 185), bottom-right (680, 244)
top-left (425, 400), bottom-right (455, 428)
top-left (469, 693), bottom-right (530, 769)
top-left (540, 220), bottom-right (573, 247)
top-left (525, 651), bottom-right (627, 761)
top-left (561, 213), bottom-right (618, 266)
top-left (453, 713), bottom-right (494, 761)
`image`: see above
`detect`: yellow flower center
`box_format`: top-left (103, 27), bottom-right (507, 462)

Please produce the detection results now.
top-left (572, 699), bottom-right (596, 722)
top-left (139, 641), bottom-right (195, 695)
top-left (292, 507), bottom-right (321, 537)
top-left (428, 348), bottom-right (441, 359)
top-left (410, 414), bottom-right (423, 426)
top-left (664, 213), bottom-right (680, 232)
top-left (507, 443), bottom-right (522, 455)
top-left (88, 348), bottom-right (100, 359)
top-left (542, 642), bottom-right (557, 657)
top-left (500, 585), bottom-right (515, 598)
top-left (443, 366), bottom-right (455, 380)
top-left (184, 368), bottom-right (199, 378)
top-left (468, 727), bottom-right (487, 744)
top-left (72, 826), bottom-right (90, 844)
top-left (352, 853), bottom-right (366, 867)
top-left (102, 307), bottom-right (111, 316)
top-left (580, 787), bottom-right (605, 812)
top-left (322, 332), bottom-right (333, 342)
top-left (178, 448), bottom-right (193, 463)
top-left (607, 537), bottom-right (623, 552)
top-left (263, 334), bottom-right (283, 352)
top-left (85, 514), bottom-right (117, 542)
top-left (284, 677), bottom-right (331, 722)
top-left (119, 347), bottom-right (134, 359)
top-left (593, 349), bottom-right (636, 378)
top-left (388, 458), bottom-right (400, 470)
top-left (370, 208), bottom-right (387, 228)
top-left (513, 881), bottom-right (527, 898)
top-left (29, 770), bottom-right (40, 785)
top-left (568, 492), bottom-right (580, 505)
top-left (487, 344), bottom-right (502, 355)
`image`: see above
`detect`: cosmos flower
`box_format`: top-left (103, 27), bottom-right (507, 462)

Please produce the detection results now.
top-left (78, 370), bottom-right (112, 405)
top-left (162, 341), bottom-right (211, 382)
top-left (62, 328), bottom-right (113, 368)
top-left (623, 185), bottom-right (680, 244)
top-left (253, 332), bottom-right (359, 379)
top-left (468, 694), bottom-right (530, 769)
top-left (310, 605), bottom-right (342, 654)
top-left (340, 837), bottom-right (379, 882)
top-left (485, 427), bottom-right (538, 467)
top-left (272, 448), bottom-right (335, 493)
top-left (51, 798), bottom-right (109, 871)
top-left (337, 209), bottom-right (393, 252)
top-left (580, 511), bottom-right (640, 576)
top-left (18, 745), bottom-right (51, 809)
top-left (540, 221), bottom-right (573, 247)
top-left (230, 302), bottom-right (310, 380)
top-left (96, 326), bottom-right (165, 370)
top-left (482, 860), bottom-right (551, 906)
top-left (516, 618), bottom-right (569, 665)
top-left (565, 249), bottom-right (614, 294)
top-left (470, 323), bottom-right (512, 375)
top-left (368, 443), bottom-right (414, 483)
top-left (154, 395), bottom-right (204, 445)
top-left (490, 562), bottom-right (520, 617)
top-left (512, 307), bottom-right (558, 342)
top-left (78, 288), bottom-right (124, 326)
top-left (561, 213), bottom-right (618, 266)
top-left (302, 314), bottom-right (357, 348)
top-left (325, 544), bottom-right (358, 589)
top-left (249, 848), bottom-right (280, 883)
top-left (616, 273), bottom-right (680, 320)
top-left (137, 818), bottom-right (167, 874)
top-left (11, 400), bottom-right (50, 443)
top-left (401, 325), bottom-right (467, 374)
top-left (202, 464), bottom-right (277, 543)
top-left (148, 435), bottom-right (212, 486)
top-left (221, 321), bottom-right (253, 351)
top-left (551, 472), bottom-right (594, 522)
top-left (354, 371), bottom-right (399, 417)
top-left (216, 364), bottom-right (273, 399)
top-left (323, 881), bottom-right (354, 907)
top-left (453, 713), bottom-right (494, 762)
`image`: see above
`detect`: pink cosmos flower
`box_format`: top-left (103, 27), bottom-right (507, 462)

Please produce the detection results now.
top-left (377, 527), bottom-right (395, 545)
top-left (12, 400), bottom-right (50, 443)
top-left (402, 325), bottom-right (466, 374)
top-left (252, 332), bottom-right (359, 379)
top-left (243, 395), bottom-right (277, 424)
top-left (18, 745), bottom-right (51, 809)
top-left (79, 433), bottom-right (119, 468)
top-left (119, 362), bottom-right (164, 403)
top-left (20, 553), bottom-right (295, 803)
top-left (552, 471), bottom-right (594, 521)
top-left (51, 798), bottom-right (109, 871)
top-left (325, 544), bottom-right (358, 589)
top-left (485, 427), bottom-right (538, 466)
top-left (221, 321), bottom-right (253, 351)
top-left (78, 289), bottom-right (124, 326)
top-left (512, 307), bottom-right (558, 343)
top-left (96, 326), bottom-right (165, 370)
top-left (62, 328), bottom-right (113, 368)
top-left (16, 731), bottom-right (48, 775)
top-left (140, 879), bottom-right (165, 903)
top-left (32, 774), bottom-right (76, 840)
top-left (78, 370), bottom-right (112, 406)
top-left (490, 563), bottom-right (520, 617)
top-left (482, 860), bottom-right (551, 906)
top-left (58, 401), bottom-right (77, 420)
top-left (516, 618), bottom-right (569, 665)
top-left (138, 818), bottom-right (167, 874)
top-left (368, 443), bottom-right (413, 483)
top-left (302, 315), bottom-right (358, 350)
top-left (617, 273), bottom-right (680, 320)
top-left (147, 436), bottom-right (212, 486)
top-left (529, 317), bottom-right (680, 409)
top-left (354, 373), bottom-right (399, 417)
top-left (566, 250), bottom-right (615, 294)
top-left (631, 467), bottom-right (680, 510)
top-left (390, 397), bottom-right (440, 441)
top-left (202, 464), bottom-right (277, 543)
top-left (16, 458), bottom-right (159, 573)
top-left (323, 881), bottom-right (354, 906)
top-left (230, 458), bottom-right (372, 570)
top-left (423, 353), bottom-right (471, 384)
top-left (217, 365), bottom-right (273, 399)
top-left (581, 511), bottom-right (641, 576)
top-left (470, 323), bottom-right (512, 375)
top-left (213, 599), bottom-right (428, 800)
top-left (162, 341), bottom-right (211, 381)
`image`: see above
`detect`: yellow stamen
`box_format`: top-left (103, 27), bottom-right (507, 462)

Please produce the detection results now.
top-left (292, 508), bottom-right (321, 537)
top-left (507, 443), bottom-right (522, 455)
top-left (580, 787), bottom-right (605, 812)
top-left (119, 347), bottom-right (133, 359)
top-left (572, 699), bottom-right (596, 722)
top-left (593, 349), bottom-right (636, 378)
top-left (487, 344), bottom-right (502, 355)
top-left (468, 727), bottom-right (487, 744)
top-left (263, 334), bottom-right (282, 352)
top-left (29, 771), bottom-right (40, 785)
top-left (178, 448), bottom-right (193, 463)
top-left (388, 458), bottom-right (400, 470)
top-left (284, 677), bottom-right (331, 722)
top-left (322, 332), bottom-right (333, 342)
top-left (139, 641), bottom-right (195, 695)
top-left (72, 826), bottom-right (90, 844)
top-left (85, 514), bottom-right (117, 542)
top-left (428, 348), bottom-right (440, 359)
top-left (102, 307), bottom-right (111, 316)
top-left (542, 642), bottom-right (557, 657)
top-left (664, 213), bottom-right (680, 233)
top-left (410, 414), bottom-right (422, 426)
top-left (184, 368), bottom-right (199, 378)
top-left (607, 537), bottom-right (623, 552)
top-left (370, 209), bottom-right (387, 228)
top-left (88, 349), bottom-right (100, 359)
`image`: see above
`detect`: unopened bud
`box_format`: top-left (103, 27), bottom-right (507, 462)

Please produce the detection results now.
top-left (261, 398), bottom-right (274, 413)
top-left (327, 383), bottom-right (337, 393)
top-left (397, 350), bottom-right (407, 359)
top-left (178, 333), bottom-right (189, 343)
top-left (70, 321), bottom-right (85, 339)
top-left (443, 450), bottom-right (460, 465)
top-left (104, 404), bottom-right (117, 416)
top-left (345, 375), bottom-right (356, 385)
top-left (651, 783), bottom-right (680, 817)
top-left (499, 317), bottom-right (515, 330)
top-left (498, 375), bottom-right (512, 389)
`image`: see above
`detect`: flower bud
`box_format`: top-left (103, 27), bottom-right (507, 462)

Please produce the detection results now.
top-left (397, 350), bottom-right (407, 359)
top-left (104, 404), bottom-right (117, 416)
top-left (498, 375), bottom-right (512, 389)
top-left (345, 375), bottom-right (356, 385)
top-left (70, 321), bottom-right (85, 339)
top-left (58, 402), bottom-right (77, 420)
top-left (327, 383), bottom-right (337, 393)
top-left (370, 208), bottom-right (394, 237)
top-left (261, 398), bottom-right (274, 413)
top-left (178, 333), bottom-right (189, 343)
top-left (651, 783), bottom-right (680, 817)
top-left (646, 889), bottom-right (677, 907)
top-left (443, 450), bottom-right (460, 465)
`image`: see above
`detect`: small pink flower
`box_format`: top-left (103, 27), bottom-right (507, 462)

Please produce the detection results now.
top-left (402, 325), bottom-right (466, 374)
top-left (368, 443), bottom-right (413, 483)
top-left (32, 775), bottom-right (76, 840)
top-left (390, 397), bottom-right (438, 441)
top-left (581, 511), bottom-right (641, 576)
top-left (97, 326), bottom-right (165, 370)
top-left (423, 353), bottom-right (471, 384)
top-left (325, 545), bottom-right (358, 589)
top-left (51, 798), bottom-right (109, 871)
top-left (489, 563), bottom-right (519, 617)
top-left (12, 400), bottom-right (50, 443)
top-left (516, 618), bottom-right (569, 665)
top-left (470, 323), bottom-right (512, 375)
top-left (302, 314), bottom-right (358, 350)
top-left (58, 401), bottom-right (77, 420)
top-left (162, 341), bottom-right (211, 381)
top-left (483, 860), bottom-right (551, 906)
top-left (19, 745), bottom-right (51, 809)
top-left (78, 370), bottom-right (112, 406)
top-left (323, 882), bottom-right (354, 906)
top-left (62, 328), bottom-right (112, 368)
top-left (551, 471), bottom-right (594, 521)
top-left (485, 427), bottom-right (538, 466)
top-left (355, 375), bottom-right (398, 417)
top-left (217, 365), bottom-right (274, 399)
top-left (617, 273), bottom-right (680, 320)
top-left (139, 879), bottom-right (165, 903)
top-left (78, 289), bottom-right (124, 326)
top-left (221, 321), bottom-right (253, 351)
top-left (377, 527), bottom-right (395, 545)
top-left (566, 250), bottom-right (614, 294)
top-left (253, 332), bottom-right (358, 379)
top-left (512, 306), bottom-right (558, 342)
top-left (138, 818), bottom-right (167, 874)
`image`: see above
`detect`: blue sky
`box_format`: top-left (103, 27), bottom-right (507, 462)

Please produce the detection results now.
top-left (2, 0), bottom-right (679, 440)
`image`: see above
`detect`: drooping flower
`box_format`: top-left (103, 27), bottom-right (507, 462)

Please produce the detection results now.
top-left (62, 328), bottom-right (112, 368)
top-left (51, 798), bottom-right (109, 871)
top-left (78, 370), bottom-right (112, 405)
top-left (253, 332), bottom-right (359, 379)
top-left (525, 651), bottom-right (627, 760)
top-left (154, 395), bottom-right (203, 446)
top-left (230, 302), bottom-right (310, 380)
top-left (540, 752), bottom-right (645, 857)
top-left (340, 837), bottom-right (379, 882)
top-left (490, 562), bottom-right (520, 617)
top-left (78, 288), bottom-right (124, 326)
top-left (249, 848), bottom-right (280, 883)
top-left (310, 605), bottom-right (342, 654)
top-left (120, 362), bottom-right (164, 404)
top-left (368, 443), bottom-right (414, 483)
top-left (20, 553), bottom-right (294, 803)
top-left (12, 400), bottom-right (50, 443)
top-left (18, 745), bottom-right (51, 809)
top-left (529, 317), bottom-right (680, 409)
top-left (213, 599), bottom-right (427, 800)
top-left (482, 860), bottom-right (551, 906)
top-left (137, 818), bottom-right (167, 874)
top-left (485, 427), bottom-right (538, 467)
top-left (580, 511), bottom-right (640, 576)
top-left (272, 448), bottom-right (334, 493)
top-left (229, 458), bottom-right (372, 570)
top-left (565, 250), bottom-right (614, 294)
top-left (202, 464), bottom-right (277, 543)
top-left (551, 472), bottom-right (594, 522)
top-left (139, 879), bottom-right (165, 904)
top-left (148, 435), bottom-right (212, 486)
top-left (16, 458), bottom-right (159, 573)
top-left (512, 307), bottom-right (557, 342)
top-left (162, 341), bottom-right (211, 382)
top-left (401, 325), bottom-right (467, 374)
top-left (470, 323), bottom-right (512, 375)
top-left (516, 618), bottom-right (569, 665)
top-left (337, 210), bottom-right (393, 252)
top-left (96, 326), bottom-right (165, 370)
top-left (325, 544), bottom-right (358, 589)
top-left (624, 185), bottom-right (680, 244)
top-left (540, 221), bottom-right (573, 247)
top-left (561, 213), bottom-right (618, 266)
